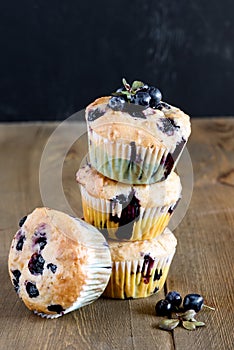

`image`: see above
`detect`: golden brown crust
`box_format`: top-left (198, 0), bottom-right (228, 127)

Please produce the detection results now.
top-left (86, 96), bottom-right (191, 152)
top-left (108, 228), bottom-right (177, 261)
top-left (76, 165), bottom-right (181, 207)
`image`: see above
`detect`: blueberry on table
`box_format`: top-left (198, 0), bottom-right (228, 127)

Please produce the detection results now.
top-left (183, 293), bottom-right (204, 313)
top-left (155, 299), bottom-right (172, 316)
top-left (108, 96), bottom-right (125, 111)
top-left (165, 291), bottom-right (182, 310)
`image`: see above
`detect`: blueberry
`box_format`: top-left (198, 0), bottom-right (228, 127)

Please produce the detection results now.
top-left (165, 291), bottom-right (182, 310)
top-left (33, 229), bottom-right (47, 251)
top-left (108, 96), bottom-right (125, 111)
top-left (35, 236), bottom-right (47, 250)
top-left (28, 253), bottom-right (45, 275)
top-left (155, 299), bottom-right (172, 316)
top-left (16, 232), bottom-right (26, 251)
top-left (88, 109), bottom-right (105, 121)
top-left (12, 270), bottom-right (21, 293)
top-left (183, 293), bottom-right (204, 313)
top-left (156, 101), bottom-right (171, 110)
top-left (133, 91), bottom-right (151, 107)
top-left (148, 86), bottom-right (162, 106)
top-left (157, 118), bottom-right (178, 136)
top-left (26, 281), bottom-right (39, 298)
top-left (47, 304), bottom-right (65, 314)
top-left (47, 263), bottom-right (57, 273)
top-left (123, 103), bottom-right (146, 119)
top-left (139, 84), bottom-right (149, 91)
top-left (19, 216), bottom-right (27, 227)
top-left (153, 268), bottom-right (163, 281)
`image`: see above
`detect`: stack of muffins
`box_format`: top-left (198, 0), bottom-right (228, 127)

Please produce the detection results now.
top-left (8, 79), bottom-right (191, 319)
top-left (77, 79), bottom-right (191, 299)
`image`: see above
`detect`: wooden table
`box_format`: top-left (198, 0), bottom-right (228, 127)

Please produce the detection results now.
top-left (0, 118), bottom-right (234, 350)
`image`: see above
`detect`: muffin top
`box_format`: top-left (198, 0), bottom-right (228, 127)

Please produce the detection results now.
top-left (8, 207), bottom-right (111, 316)
top-left (76, 164), bottom-right (182, 207)
top-left (86, 96), bottom-right (190, 153)
top-left (108, 228), bottom-right (177, 261)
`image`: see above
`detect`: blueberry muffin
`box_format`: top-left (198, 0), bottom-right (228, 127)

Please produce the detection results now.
top-left (103, 227), bottom-right (177, 299)
top-left (86, 79), bottom-right (190, 184)
top-left (76, 164), bottom-right (181, 241)
top-left (8, 207), bottom-right (112, 318)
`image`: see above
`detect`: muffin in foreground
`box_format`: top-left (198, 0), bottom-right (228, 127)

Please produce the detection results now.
top-left (8, 207), bottom-right (112, 318)
top-left (86, 79), bottom-right (190, 184)
top-left (76, 164), bottom-right (181, 241)
top-left (103, 228), bottom-right (177, 299)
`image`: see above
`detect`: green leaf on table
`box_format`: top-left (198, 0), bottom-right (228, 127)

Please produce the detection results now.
top-left (182, 321), bottom-right (196, 331)
top-left (194, 321), bottom-right (205, 327)
top-left (180, 309), bottom-right (197, 321)
top-left (159, 319), bottom-right (180, 331)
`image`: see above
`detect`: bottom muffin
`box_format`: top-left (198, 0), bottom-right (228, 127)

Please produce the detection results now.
top-left (103, 228), bottom-right (177, 299)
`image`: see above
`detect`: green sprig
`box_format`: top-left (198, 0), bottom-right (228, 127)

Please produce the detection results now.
top-left (159, 310), bottom-right (206, 332)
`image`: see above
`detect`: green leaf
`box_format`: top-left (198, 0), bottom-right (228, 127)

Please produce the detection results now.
top-left (120, 90), bottom-right (130, 95)
top-left (159, 319), bottom-right (180, 331)
top-left (182, 321), bottom-right (196, 331)
top-left (194, 321), bottom-right (205, 327)
top-left (122, 78), bottom-right (130, 91)
top-left (180, 309), bottom-right (197, 321)
top-left (131, 80), bottom-right (144, 92)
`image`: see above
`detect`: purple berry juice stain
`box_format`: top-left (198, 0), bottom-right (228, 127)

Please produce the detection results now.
top-left (109, 190), bottom-right (141, 240)
top-left (141, 254), bottom-right (155, 284)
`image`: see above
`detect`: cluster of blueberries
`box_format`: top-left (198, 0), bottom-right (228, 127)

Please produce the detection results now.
top-left (156, 291), bottom-right (205, 316)
top-left (108, 82), bottom-right (163, 112)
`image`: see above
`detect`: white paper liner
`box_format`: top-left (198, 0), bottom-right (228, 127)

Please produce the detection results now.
top-left (80, 185), bottom-right (175, 241)
top-left (88, 127), bottom-right (171, 184)
top-left (31, 217), bottom-right (112, 319)
top-left (103, 249), bottom-right (176, 299)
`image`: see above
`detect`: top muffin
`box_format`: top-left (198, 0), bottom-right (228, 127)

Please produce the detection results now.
top-left (86, 79), bottom-right (191, 184)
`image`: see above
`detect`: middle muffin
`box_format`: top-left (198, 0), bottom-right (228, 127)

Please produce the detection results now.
top-left (76, 164), bottom-right (181, 241)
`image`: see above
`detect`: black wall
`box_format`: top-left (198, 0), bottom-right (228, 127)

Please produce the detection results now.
top-left (0, 0), bottom-right (234, 121)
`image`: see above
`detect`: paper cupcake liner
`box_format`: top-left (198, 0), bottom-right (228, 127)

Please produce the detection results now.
top-left (80, 185), bottom-right (176, 241)
top-left (34, 244), bottom-right (111, 318)
top-left (103, 250), bottom-right (176, 299)
top-left (9, 209), bottom-right (112, 319)
top-left (88, 127), bottom-right (172, 184)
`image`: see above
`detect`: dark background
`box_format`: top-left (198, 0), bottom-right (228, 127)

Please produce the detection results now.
top-left (0, 0), bottom-right (234, 121)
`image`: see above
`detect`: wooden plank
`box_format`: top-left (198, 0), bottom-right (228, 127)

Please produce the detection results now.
top-left (0, 119), bottom-right (234, 350)
top-left (167, 118), bottom-right (234, 350)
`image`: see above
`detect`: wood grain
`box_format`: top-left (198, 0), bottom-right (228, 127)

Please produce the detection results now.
top-left (1, 118), bottom-right (234, 350)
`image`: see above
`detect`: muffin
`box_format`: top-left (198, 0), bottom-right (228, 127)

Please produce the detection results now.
top-left (8, 207), bottom-right (112, 318)
top-left (86, 79), bottom-right (190, 184)
top-left (103, 228), bottom-right (177, 299)
top-left (76, 164), bottom-right (181, 241)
